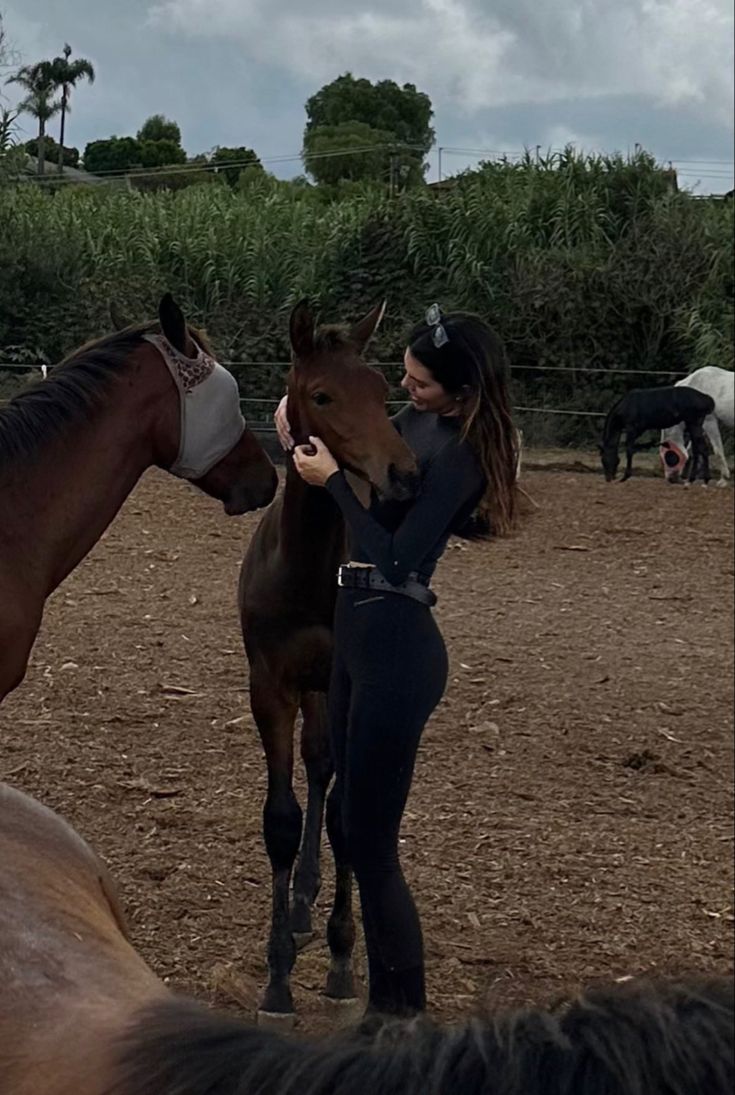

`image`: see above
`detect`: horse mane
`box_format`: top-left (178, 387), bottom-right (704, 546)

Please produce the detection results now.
top-left (110, 975), bottom-right (733, 1095)
top-left (0, 322), bottom-right (215, 470)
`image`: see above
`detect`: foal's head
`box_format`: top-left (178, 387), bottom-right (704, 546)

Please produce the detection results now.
top-left (287, 301), bottom-right (419, 500)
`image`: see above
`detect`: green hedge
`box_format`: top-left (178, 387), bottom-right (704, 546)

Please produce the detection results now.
top-left (1, 150), bottom-right (731, 445)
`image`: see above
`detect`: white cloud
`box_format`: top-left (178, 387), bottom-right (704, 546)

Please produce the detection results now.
top-left (148, 0), bottom-right (734, 123)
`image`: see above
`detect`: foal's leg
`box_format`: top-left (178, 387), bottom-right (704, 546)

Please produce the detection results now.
top-left (291, 691), bottom-right (333, 944)
top-left (621, 430), bottom-right (638, 481)
top-left (251, 675), bottom-right (302, 1023)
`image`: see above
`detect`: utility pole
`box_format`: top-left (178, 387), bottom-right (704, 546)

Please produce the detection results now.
top-left (438, 146), bottom-right (443, 182)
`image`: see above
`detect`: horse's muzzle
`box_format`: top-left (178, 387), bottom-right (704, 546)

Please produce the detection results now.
top-left (223, 469), bottom-right (278, 514)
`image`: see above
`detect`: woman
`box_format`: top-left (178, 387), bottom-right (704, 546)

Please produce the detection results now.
top-left (278, 306), bottom-right (519, 1017)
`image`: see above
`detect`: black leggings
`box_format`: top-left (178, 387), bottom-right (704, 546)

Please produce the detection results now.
top-left (326, 587), bottom-right (448, 1015)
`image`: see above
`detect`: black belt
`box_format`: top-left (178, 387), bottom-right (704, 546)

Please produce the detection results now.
top-left (337, 565), bottom-right (436, 607)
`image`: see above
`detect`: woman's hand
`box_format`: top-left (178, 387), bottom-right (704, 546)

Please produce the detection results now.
top-left (274, 394), bottom-right (293, 451)
top-left (293, 436), bottom-right (339, 487)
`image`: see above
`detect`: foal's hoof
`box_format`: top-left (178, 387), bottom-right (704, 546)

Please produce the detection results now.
top-left (292, 931), bottom-right (314, 951)
top-left (290, 899), bottom-right (314, 943)
top-left (325, 964), bottom-right (357, 1002)
top-left (323, 994), bottom-right (362, 1026)
top-left (257, 1009), bottom-right (297, 1031)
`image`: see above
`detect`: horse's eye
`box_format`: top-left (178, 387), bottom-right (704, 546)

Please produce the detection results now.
top-left (312, 392), bottom-right (332, 406)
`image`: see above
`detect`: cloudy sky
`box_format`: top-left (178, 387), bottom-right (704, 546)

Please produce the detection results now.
top-left (2, 0), bottom-right (733, 192)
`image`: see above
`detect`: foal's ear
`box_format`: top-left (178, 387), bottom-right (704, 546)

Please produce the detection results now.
top-left (290, 298), bottom-right (315, 360)
top-left (109, 301), bottom-right (132, 331)
top-left (349, 300), bottom-right (387, 351)
top-left (158, 293), bottom-right (190, 354)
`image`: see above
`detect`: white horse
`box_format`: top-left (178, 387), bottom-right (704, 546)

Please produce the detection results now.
top-left (660, 366), bottom-right (734, 486)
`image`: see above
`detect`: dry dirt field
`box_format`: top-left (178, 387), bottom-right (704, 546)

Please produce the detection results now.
top-left (1, 467), bottom-right (732, 1031)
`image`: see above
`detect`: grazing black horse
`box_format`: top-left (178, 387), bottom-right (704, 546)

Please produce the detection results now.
top-left (114, 975), bottom-right (733, 1095)
top-left (600, 386), bottom-right (715, 482)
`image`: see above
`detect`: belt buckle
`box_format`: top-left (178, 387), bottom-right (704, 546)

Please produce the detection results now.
top-left (337, 566), bottom-right (347, 587)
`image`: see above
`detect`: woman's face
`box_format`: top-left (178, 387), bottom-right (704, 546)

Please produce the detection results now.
top-left (401, 349), bottom-right (458, 415)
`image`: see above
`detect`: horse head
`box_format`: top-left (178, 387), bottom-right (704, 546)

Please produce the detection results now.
top-left (598, 441), bottom-right (620, 482)
top-left (286, 299), bottom-right (419, 501)
top-left (146, 294), bottom-right (277, 514)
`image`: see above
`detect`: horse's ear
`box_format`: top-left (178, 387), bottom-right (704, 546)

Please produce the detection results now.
top-left (109, 301), bottom-right (132, 331)
top-left (290, 298), bottom-right (315, 361)
top-left (158, 293), bottom-right (189, 354)
top-left (349, 300), bottom-right (387, 351)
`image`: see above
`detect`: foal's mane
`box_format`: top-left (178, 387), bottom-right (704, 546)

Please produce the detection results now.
top-left (111, 975), bottom-right (733, 1095)
top-left (0, 322), bottom-right (214, 469)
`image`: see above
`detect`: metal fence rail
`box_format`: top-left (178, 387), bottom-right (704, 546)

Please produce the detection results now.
top-left (0, 359), bottom-right (695, 420)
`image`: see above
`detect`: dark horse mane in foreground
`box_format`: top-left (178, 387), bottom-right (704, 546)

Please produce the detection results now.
top-left (0, 319), bottom-right (214, 468)
top-left (112, 975), bottom-right (733, 1095)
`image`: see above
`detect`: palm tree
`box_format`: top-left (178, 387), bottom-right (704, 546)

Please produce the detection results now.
top-left (5, 61), bottom-right (60, 176)
top-left (50, 45), bottom-right (95, 174)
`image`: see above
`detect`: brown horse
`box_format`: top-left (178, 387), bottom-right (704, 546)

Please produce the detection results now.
top-left (238, 300), bottom-right (419, 1024)
top-left (0, 294), bottom-right (277, 704)
top-left (1, 782), bottom-right (732, 1095)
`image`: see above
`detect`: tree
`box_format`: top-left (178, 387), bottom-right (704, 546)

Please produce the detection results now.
top-left (0, 13), bottom-right (19, 79)
top-left (304, 73), bottom-right (434, 187)
top-left (5, 61), bottom-right (60, 176)
top-left (138, 138), bottom-right (186, 168)
top-left (83, 135), bottom-right (141, 174)
top-left (137, 114), bottom-right (181, 146)
top-left (302, 121), bottom-right (399, 187)
top-left (48, 44), bottom-right (95, 175)
top-left (24, 135), bottom-right (79, 168)
top-left (210, 145), bottom-right (262, 187)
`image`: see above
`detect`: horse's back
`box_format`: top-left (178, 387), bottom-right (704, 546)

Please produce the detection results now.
top-left (0, 783), bottom-right (164, 1094)
top-left (679, 367), bottom-right (734, 426)
top-left (623, 386), bottom-right (714, 428)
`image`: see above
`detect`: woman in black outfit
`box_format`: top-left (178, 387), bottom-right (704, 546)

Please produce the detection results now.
top-left (280, 306), bottom-right (519, 1018)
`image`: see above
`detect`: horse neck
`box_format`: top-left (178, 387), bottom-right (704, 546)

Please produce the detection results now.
top-left (1, 353), bottom-right (174, 599)
top-left (279, 459), bottom-right (347, 577)
top-left (602, 407), bottom-right (622, 446)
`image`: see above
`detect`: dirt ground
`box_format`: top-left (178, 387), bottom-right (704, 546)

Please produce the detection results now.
top-left (1, 466), bottom-right (733, 1032)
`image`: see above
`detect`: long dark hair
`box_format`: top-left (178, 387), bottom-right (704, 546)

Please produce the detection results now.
top-left (407, 311), bottom-right (518, 536)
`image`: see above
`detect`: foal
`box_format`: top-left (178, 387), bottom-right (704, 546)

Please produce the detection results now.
top-left (238, 301), bottom-right (419, 1024)
top-left (599, 385), bottom-right (715, 482)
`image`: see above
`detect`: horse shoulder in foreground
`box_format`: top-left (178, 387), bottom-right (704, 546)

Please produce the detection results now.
top-left (660, 367), bottom-right (735, 486)
top-left (0, 293), bottom-right (276, 704)
top-left (2, 782), bottom-right (732, 1095)
top-left (600, 385), bottom-right (715, 483)
top-left (238, 299), bottom-right (419, 1025)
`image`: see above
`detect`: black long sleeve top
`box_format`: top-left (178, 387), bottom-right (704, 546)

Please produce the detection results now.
top-left (325, 404), bottom-right (485, 585)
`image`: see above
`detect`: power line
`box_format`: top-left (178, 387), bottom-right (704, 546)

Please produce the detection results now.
top-left (18, 136), bottom-right (733, 187)
top-left (24, 141), bottom-right (429, 186)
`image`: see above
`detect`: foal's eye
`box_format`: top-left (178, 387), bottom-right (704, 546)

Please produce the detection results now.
top-left (311, 392), bottom-right (332, 406)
